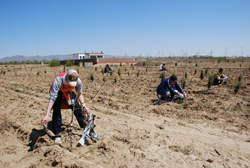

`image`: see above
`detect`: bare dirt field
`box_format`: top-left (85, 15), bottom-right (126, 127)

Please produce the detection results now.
top-left (0, 58), bottom-right (249, 168)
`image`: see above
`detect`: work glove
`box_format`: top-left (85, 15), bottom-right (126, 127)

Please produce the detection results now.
top-left (224, 76), bottom-right (228, 80)
top-left (179, 94), bottom-right (184, 99)
top-left (184, 93), bottom-right (187, 98)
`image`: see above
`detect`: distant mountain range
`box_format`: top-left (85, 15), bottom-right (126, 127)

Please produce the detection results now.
top-left (0, 54), bottom-right (117, 63)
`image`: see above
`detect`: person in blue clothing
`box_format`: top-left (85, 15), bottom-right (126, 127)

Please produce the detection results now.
top-left (156, 75), bottom-right (186, 102)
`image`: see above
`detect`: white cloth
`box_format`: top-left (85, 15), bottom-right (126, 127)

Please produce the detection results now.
top-left (224, 76), bottom-right (228, 80)
top-left (179, 94), bottom-right (184, 99)
top-left (159, 64), bottom-right (163, 70)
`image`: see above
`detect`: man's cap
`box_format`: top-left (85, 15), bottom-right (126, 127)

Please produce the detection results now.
top-left (170, 75), bottom-right (177, 81)
top-left (63, 70), bottom-right (78, 86)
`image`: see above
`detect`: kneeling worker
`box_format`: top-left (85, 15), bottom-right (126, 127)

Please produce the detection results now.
top-left (213, 68), bottom-right (228, 85)
top-left (159, 63), bottom-right (167, 71)
top-left (156, 75), bottom-right (186, 102)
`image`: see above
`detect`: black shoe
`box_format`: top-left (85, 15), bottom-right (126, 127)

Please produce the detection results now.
top-left (222, 82), bottom-right (228, 85)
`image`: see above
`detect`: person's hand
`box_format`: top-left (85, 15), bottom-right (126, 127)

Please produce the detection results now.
top-left (82, 104), bottom-right (90, 114)
top-left (179, 94), bottom-right (184, 99)
top-left (183, 92), bottom-right (187, 98)
top-left (224, 76), bottom-right (228, 80)
top-left (41, 115), bottom-right (49, 125)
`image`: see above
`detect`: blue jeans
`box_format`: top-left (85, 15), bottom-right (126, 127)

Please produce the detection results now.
top-left (52, 91), bottom-right (85, 136)
top-left (158, 89), bottom-right (172, 100)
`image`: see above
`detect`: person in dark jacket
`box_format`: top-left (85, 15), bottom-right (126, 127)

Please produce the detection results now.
top-left (104, 64), bottom-right (113, 73)
top-left (156, 75), bottom-right (186, 102)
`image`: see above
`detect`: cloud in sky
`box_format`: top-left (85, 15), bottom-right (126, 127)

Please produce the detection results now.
top-left (0, 0), bottom-right (249, 58)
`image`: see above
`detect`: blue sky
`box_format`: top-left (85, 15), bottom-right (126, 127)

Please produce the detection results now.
top-left (0, 0), bottom-right (249, 58)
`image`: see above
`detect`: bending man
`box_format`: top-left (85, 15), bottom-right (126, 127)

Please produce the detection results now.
top-left (41, 70), bottom-right (89, 144)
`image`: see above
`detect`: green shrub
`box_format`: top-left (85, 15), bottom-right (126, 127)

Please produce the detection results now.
top-left (175, 62), bottom-right (178, 66)
top-left (37, 71), bottom-right (39, 76)
top-left (160, 73), bottom-right (165, 81)
top-left (77, 68), bottom-right (79, 74)
top-left (102, 68), bottom-right (104, 74)
top-left (120, 62), bottom-right (122, 66)
top-left (234, 82), bottom-right (241, 94)
top-left (66, 60), bottom-right (73, 67)
top-left (44, 70), bottom-right (46, 74)
top-left (95, 67), bottom-right (97, 71)
top-left (196, 63), bottom-right (198, 67)
top-left (49, 59), bottom-right (60, 67)
top-left (114, 77), bottom-right (117, 83)
top-left (146, 67), bottom-right (148, 72)
top-left (63, 66), bottom-right (65, 72)
top-left (137, 70), bottom-right (140, 77)
top-left (90, 74), bottom-right (94, 81)
top-left (238, 73), bottom-right (243, 82)
top-left (103, 76), bottom-right (107, 82)
top-left (128, 72), bottom-right (130, 76)
top-left (195, 69), bottom-right (197, 74)
top-left (3, 71), bottom-right (6, 74)
top-left (208, 75), bottom-right (214, 89)
top-left (200, 69), bottom-right (204, 80)
top-left (143, 61), bottom-right (146, 66)
top-left (182, 79), bottom-right (186, 89)
top-left (118, 69), bottom-right (121, 76)
top-left (110, 71), bottom-right (113, 75)
top-left (185, 72), bottom-right (188, 79)
top-left (205, 69), bottom-right (208, 75)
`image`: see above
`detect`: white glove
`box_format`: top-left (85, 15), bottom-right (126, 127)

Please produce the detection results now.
top-left (179, 94), bottom-right (184, 99)
top-left (224, 76), bottom-right (228, 80)
top-left (184, 93), bottom-right (187, 98)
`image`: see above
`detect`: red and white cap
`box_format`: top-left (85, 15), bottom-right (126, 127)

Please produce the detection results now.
top-left (63, 70), bottom-right (78, 86)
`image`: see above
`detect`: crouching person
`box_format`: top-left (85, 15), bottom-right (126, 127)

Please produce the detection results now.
top-left (156, 75), bottom-right (186, 103)
top-left (213, 68), bottom-right (228, 85)
top-left (41, 70), bottom-right (90, 144)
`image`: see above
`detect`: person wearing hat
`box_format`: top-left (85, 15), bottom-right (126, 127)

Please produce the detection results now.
top-left (41, 70), bottom-right (89, 144)
top-left (159, 63), bottom-right (167, 71)
top-left (156, 75), bottom-right (186, 102)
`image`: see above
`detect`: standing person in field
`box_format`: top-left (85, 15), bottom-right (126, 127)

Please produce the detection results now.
top-left (159, 63), bottom-right (167, 71)
top-left (41, 70), bottom-right (90, 144)
top-left (156, 75), bottom-right (186, 102)
top-left (213, 68), bottom-right (228, 85)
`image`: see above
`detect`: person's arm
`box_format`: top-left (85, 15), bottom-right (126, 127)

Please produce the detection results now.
top-left (41, 102), bottom-right (53, 125)
top-left (176, 81), bottom-right (185, 94)
top-left (167, 79), bottom-right (179, 95)
top-left (41, 77), bottom-right (62, 125)
top-left (77, 94), bottom-right (90, 114)
top-left (75, 78), bottom-right (90, 114)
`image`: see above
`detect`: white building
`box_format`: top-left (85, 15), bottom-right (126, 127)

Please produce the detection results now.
top-left (73, 51), bottom-right (104, 60)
